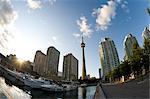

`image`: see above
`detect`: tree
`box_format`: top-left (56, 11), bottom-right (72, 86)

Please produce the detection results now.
top-left (119, 60), bottom-right (131, 79)
top-left (143, 39), bottom-right (150, 72)
top-left (105, 71), bottom-right (113, 82)
top-left (130, 44), bottom-right (143, 76)
top-left (112, 67), bottom-right (121, 81)
top-left (142, 54), bottom-right (149, 72)
top-left (143, 39), bottom-right (150, 55)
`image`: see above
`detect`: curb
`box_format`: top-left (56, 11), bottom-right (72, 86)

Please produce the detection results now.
top-left (93, 83), bottom-right (106, 99)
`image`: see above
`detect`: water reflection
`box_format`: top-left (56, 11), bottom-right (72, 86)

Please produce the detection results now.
top-left (0, 77), bottom-right (96, 99)
top-left (79, 87), bottom-right (87, 99)
top-left (0, 77), bottom-right (31, 99)
top-left (29, 89), bottom-right (78, 99)
top-left (78, 86), bottom-right (96, 99)
top-left (30, 86), bottom-right (96, 99)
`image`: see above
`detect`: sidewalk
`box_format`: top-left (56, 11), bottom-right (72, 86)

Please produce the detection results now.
top-left (93, 83), bottom-right (106, 99)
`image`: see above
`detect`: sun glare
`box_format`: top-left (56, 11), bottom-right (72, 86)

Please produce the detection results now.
top-left (17, 58), bottom-right (24, 64)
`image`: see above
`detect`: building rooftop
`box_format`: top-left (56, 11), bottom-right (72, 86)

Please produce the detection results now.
top-left (47, 46), bottom-right (60, 53)
top-left (99, 37), bottom-right (112, 43)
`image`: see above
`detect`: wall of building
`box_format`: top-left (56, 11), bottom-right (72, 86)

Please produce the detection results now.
top-left (99, 38), bottom-right (120, 79)
top-left (142, 27), bottom-right (150, 40)
top-left (124, 34), bottom-right (139, 60)
top-left (33, 50), bottom-right (46, 76)
top-left (63, 53), bottom-right (78, 81)
top-left (33, 47), bottom-right (60, 79)
top-left (46, 47), bottom-right (60, 77)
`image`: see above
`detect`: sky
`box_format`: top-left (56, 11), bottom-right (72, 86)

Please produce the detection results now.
top-left (0, 0), bottom-right (149, 78)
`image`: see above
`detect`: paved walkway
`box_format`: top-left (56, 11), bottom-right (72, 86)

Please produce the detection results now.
top-left (93, 84), bottom-right (106, 99)
top-left (102, 74), bottom-right (149, 99)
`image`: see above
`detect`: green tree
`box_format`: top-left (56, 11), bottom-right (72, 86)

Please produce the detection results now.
top-left (130, 44), bottom-right (143, 76)
top-left (143, 39), bottom-right (150, 72)
top-left (119, 60), bottom-right (131, 79)
top-left (143, 39), bottom-right (150, 54)
top-left (112, 67), bottom-right (121, 81)
top-left (105, 71), bottom-right (113, 82)
top-left (142, 54), bottom-right (149, 71)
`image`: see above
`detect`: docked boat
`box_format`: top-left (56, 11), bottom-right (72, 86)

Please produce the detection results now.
top-left (0, 65), bottom-right (51, 89)
top-left (0, 65), bottom-right (25, 86)
top-left (22, 76), bottom-right (52, 89)
top-left (80, 83), bottom-right (87, 87)
top-left (0, 65), bottom-right (78, 92)
top-left (62, 84), bottom-right (77, 91)
top-left (41, 84), bottom-right (64, 92)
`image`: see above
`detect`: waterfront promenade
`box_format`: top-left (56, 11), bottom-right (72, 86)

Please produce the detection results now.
top-left (93, 83), bottom-right (106, 99)
top-left (94, 73), bottom-right (149, 99)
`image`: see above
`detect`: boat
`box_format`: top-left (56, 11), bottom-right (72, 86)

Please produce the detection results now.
top-left (80, 83), bottom-right (87, 87)
top-left (0, 65), bottom-right (77, 92)
top-left (40, 84), bottom-right (64, 92)
top-left (41, 81), bottom-right (78, 92)
top-left (0, 65), bottom-right (59, 90)
top-left (62, 84), bottom-right (77, 91)
top-left (0, 65), bottom-right (25, 86)
top-left (22, 76), bottom-right (52, 89)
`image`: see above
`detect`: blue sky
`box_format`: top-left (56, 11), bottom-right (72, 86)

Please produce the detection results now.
top-left (0, 0), bottom-right (149, 78)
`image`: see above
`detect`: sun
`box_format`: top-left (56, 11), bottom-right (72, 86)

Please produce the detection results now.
top-left (17, 58), bottom-right (25, 64)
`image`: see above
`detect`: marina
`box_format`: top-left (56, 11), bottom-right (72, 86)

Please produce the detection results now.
top-left (0, 64), bottom-right (79, 92)
top-left (0, 64), bottom-right (97, 98)
top-left (0, 0), bottom-right (149, 98)
top-left (0, 77), bottom-right (96, 99)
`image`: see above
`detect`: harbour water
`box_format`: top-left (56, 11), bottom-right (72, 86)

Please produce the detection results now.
top-left (0, 77), bottom-right (96, 99)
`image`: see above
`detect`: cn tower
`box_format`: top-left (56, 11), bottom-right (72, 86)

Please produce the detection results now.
top-left (81, 36), bottom-right (86, 80)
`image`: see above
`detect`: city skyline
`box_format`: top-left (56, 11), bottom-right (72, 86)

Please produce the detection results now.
top-left (0, 0), bottom-right (149, 78)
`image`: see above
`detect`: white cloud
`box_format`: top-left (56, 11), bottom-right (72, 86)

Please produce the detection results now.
top-left (0, 0), bottom-right (17, 27)
top-left (27, 0), bottom-right (42, 10)
top-left (27, 0), bottom-right (56, 10)
top-left (76, 16), bottom-right (93, 38)
top-left (116, 0), bottom-right (129, 13)
top-left (116, 0), bottom-right (122, 4)
top-left (121, 4), bottom-right (126, 8)
top-left (92, 0), bottom-right (117, 31)
top-left (0, 0), bottom-right (17, 48)
top-left (73, 33), bottom-right (81, 38)
top-left (92, 0), bottom-right (129, 31)
top-left (48, 0), bottom-right (56, 5)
